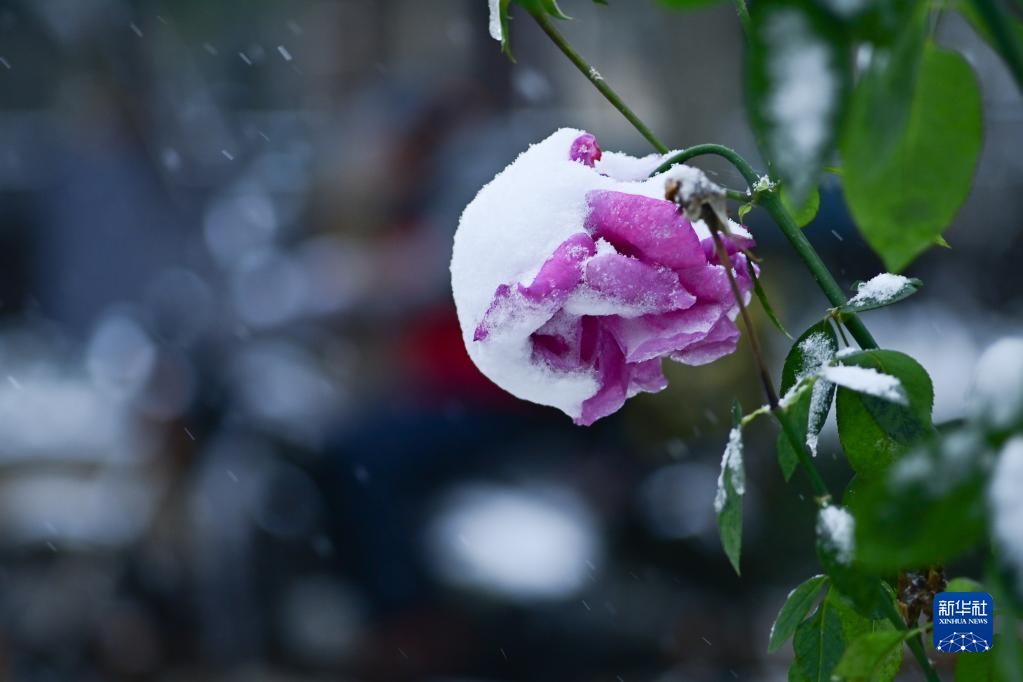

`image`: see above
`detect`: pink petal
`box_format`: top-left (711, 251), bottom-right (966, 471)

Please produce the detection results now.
top-left (517, 232), bottom-right (596, 303)
top-left (700, 232), bottom-right (757, 262)
top-left (569, 133), bottom-right (602, 167)
top-left (676, 253), bottom-right (754, 310)
top-left (473, 283), bottom-right (512, 342)
top-left (584, 191), bottom-right (706, 270)
top-left (582, 253), bottom-right (696, 313)
top-left (629, 358), bottom-right (668, 394)
top-left (577, 330), bottom-right (628, 426)
top-left (603, 304), bottom-right (724, 363)
top-left (670, 316), bottom-right (740, 366)
top-left (475, 234), bottom-right (596, 342)
top-left (576, 332), bottom-right (670, 425)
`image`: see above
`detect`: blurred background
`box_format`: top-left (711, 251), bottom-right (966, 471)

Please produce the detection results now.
top-left (0, 0), bottom-right (1019, 680)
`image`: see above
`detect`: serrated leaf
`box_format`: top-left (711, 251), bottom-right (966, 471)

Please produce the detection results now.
top-left (748, 260), bottom-right (792, 339)
top-left (776, 321), bottom-right (838, 480)
top-left (842, 42), bottom-right (982, 271)
top-left (833, 629), bottom-right (909, 681)
top-left (850, 429), bottom-right (990, 571)
top-left (747, 0), bottom-right (851, 204)
top-left (841, 274), bottom-right (923, 313)
top-left (715, 402), bottom-right (745, 574)
top-left (834, 350), bottom-right (934, 479)
top-left (781, 185), bottom-right (821, 228)
top-left (769, 574), bottom-right (830, 653)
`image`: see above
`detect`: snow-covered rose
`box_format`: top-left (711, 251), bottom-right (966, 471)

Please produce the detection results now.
top-left (450, 128), bottom-right (755, 425)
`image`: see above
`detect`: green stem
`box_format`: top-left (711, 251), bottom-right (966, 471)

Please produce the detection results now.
top-left (656, 146), bottom-right (879, 350)
top-left (707, 209), bottom-right (830, 502)
top-left (971, 0), bottom-right (1023, 93)
top-left (529, 11), bottom-right (669, 154)
top-left (776, 408), bottom-right (830, 501)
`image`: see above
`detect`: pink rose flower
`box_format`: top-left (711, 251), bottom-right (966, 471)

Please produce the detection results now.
top-left (451, 129), bottom-right (754, 425)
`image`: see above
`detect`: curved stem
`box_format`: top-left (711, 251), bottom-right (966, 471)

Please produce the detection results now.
top-left (530, 11), bottom-right (669, 154)
top-left (655, 144), bottom-right (760, 183)
top-left (657, 147), bottom-right (879, 350)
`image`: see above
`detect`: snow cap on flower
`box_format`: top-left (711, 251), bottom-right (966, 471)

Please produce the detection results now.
top-left (450, 128), bottom-right (755, 425)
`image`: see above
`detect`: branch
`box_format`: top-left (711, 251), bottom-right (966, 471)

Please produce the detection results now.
top-left (529, 11), bottom-right (669, 154)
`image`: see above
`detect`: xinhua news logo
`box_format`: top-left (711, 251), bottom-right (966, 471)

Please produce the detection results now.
top-left (933, 592), bottom-right (994, 653)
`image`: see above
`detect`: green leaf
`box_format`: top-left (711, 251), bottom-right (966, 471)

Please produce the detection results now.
top-left (835, 350), bottom-right (934, 479)
top-left (769, 574), bottom-right (830, 653)
top-left (946, 576), bottom-right (986, 593)
top-left (791, 588), bottom-right (894, 682)
top-left (843, 6), bottom-right (928, 168)
top-left (496, 0), bottom-right (513, 57)
top-left (716, 402), bottom-right (745, 575)
top-left (497, 0), bottom-right (576, 56)
top-left (746, 0), bottom-right (851, 204)
top-left (792, 592), bottom-right (846, 682)
top-left (747, 260), bottom-right (792, 339)
top-left (537, 0), bottom-right (570, 19)
top-left (842, 42), bottom-right (983, 271)
top-left (781, 185), bottom-right (821, 228)
top-left (512, 0), bottom-right (569, 18)
top-left (776, 321), bottom-right (838, 480)
top-left (833, 629), bottom-right (910, 681)
top-left (850, 429), bottom-right (990, 571)
top-left (841, 275), bottom-right (923, 313)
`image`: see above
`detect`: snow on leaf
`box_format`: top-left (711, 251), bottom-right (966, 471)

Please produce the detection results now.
top-left (843, 273), bottom-right (922, 312)
top-left (488, 0), bottom-right (503, 42)
top-left (715, 413), bottom-right (745, 575)
top-left (714, 425), bottom-right (745, 513)
top-left (817, 505), bottom-right (855, 564)
top-left (821, 364), bottom-right (907, 405)
top-left (798, 331), bottom-right (837, 455)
